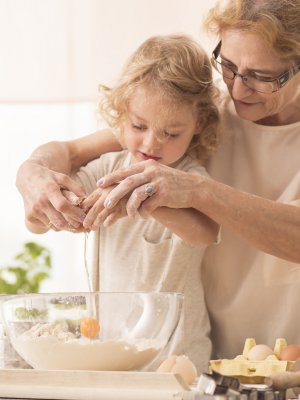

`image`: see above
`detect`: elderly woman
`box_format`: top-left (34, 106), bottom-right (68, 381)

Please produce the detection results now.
top-left (17, 0), bottom-right (300, 360)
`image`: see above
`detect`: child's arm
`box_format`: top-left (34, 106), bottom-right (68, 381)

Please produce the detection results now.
top-left (151, 207), bottom-right (219, 246)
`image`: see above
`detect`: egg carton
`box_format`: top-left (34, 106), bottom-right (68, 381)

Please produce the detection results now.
top-left (209, 338), bottom-right (295, 384)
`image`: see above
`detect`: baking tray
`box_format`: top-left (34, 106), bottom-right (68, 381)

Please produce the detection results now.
top-left (0, 368), bottom-right (196, 400)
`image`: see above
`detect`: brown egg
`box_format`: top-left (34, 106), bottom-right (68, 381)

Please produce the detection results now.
top-left (247, 344), bottom-right (274, 361)
top-left (280, 344), bottom-right (300, 361)
top-left (157, 355), bottom-right (197, 385)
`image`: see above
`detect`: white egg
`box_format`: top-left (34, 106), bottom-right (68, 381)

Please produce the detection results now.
top-left (247, 344), bottom-right (274, 361)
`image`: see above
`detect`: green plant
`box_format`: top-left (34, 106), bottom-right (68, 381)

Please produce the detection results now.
top-left (0, 242), bottom-right (51, 294)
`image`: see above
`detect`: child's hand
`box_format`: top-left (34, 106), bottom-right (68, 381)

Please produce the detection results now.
top-left (59, 190), bottom-right (88, 233)
top-left (81, 185), bottom-right (129, 230)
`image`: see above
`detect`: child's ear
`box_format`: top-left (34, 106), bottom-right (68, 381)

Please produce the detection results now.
top-left (193, 120), bottom-right (204, 136)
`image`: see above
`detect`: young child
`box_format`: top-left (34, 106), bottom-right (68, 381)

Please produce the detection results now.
top-left (32, 34), bottom-right (219, 372)
top-left (74, 34), bottom-right (220, 372)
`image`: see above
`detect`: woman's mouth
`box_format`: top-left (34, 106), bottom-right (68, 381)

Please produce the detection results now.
top-left (235, 100), bottom-right (257, 107)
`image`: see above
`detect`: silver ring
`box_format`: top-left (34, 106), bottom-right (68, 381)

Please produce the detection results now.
top-left (145, 184), bottom-right (154, 197)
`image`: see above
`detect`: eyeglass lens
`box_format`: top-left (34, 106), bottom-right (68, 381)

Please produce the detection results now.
top-left (213, 60), bottom-right (276, 93)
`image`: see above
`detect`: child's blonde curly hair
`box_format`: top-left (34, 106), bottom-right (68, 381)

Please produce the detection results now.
top-left (99, 34), bottom-right (220, 162)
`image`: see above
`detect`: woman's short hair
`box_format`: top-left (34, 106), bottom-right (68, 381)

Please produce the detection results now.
top-left (204, 0), bottom-right (300, 61)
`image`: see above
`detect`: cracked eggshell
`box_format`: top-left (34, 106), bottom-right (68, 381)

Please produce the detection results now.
top-left (157, 355), bottom-right (177, 372)
top-left (157, 355), bottom-right (197, 384)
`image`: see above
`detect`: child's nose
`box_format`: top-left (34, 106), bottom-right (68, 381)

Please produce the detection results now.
top-left (143, 131), bottom-right (161, 150)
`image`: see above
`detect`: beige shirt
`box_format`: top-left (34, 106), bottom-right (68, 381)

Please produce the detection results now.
top-left (203, 93), bottom-right (300, 359)
top-left (76, 150), bottom-right (212, 372)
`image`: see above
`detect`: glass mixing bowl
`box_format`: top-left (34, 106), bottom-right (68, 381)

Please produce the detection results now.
top-left (1, 291), bottom-right (182, 371)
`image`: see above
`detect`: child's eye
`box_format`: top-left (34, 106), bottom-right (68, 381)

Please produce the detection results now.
top-left (132, 124), bottom-right (146, 131)
top-left (164, 131), bottom-right (179, 139)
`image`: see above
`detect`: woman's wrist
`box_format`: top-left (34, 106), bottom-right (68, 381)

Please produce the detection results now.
top-left (189, 173), bottom-right (211, 211)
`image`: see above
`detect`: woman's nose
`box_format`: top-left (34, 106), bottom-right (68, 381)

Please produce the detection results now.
top-left (230, 76), bottom-right (253, 100)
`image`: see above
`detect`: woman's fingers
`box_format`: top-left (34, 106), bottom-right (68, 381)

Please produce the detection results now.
top-left (18, 162), bottom-right (88, 232)
top-left (48, 188), bottom-right (86, 223)
top-left (100, 174), bottom-right (148, 209)
top-left (100, 163), bottom-right (160, 210)
top-left (26, 196), bottom-right (65, 231)
top-left (101, 162), bottom-right (185, 216)
top-left (98, 160), bottom-right (155, 187)
top-left (125, 183), bottom-right (158, 217)
top-left (18, 162), bottom-right (88, 231)
top-left (40, 195), bottom-right (82, 231)
top-left (58, 174), bottom-right (87, 198)
top-left (24, 176), bottom-right (87, 231)
top-left (82, 159), bottom-right (200, 228)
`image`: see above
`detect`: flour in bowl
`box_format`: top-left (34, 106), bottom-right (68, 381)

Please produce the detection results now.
top-left (12, 322), bottom-right (161, 370)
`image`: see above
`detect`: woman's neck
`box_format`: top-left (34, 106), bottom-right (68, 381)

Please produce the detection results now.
top-left (256, 104), bottom-right (300, 126)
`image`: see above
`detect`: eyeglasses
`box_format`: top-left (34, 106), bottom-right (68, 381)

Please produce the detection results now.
top-left (211, 41), bottom-right (300, 94)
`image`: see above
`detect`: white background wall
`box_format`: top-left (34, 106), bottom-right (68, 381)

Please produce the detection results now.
top-left (0, 0), bottom-right (217, 292)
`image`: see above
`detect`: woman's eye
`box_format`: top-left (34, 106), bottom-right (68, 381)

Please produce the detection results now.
top-left (252, 74), bottom-right (274, 82)
top-left (221, 60), bottom-right (236, 71)
top-left (248, 71), bottom-right (275, 82)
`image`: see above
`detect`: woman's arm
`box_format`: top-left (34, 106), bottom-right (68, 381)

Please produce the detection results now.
top-left (16, 129), bottom-right (120, 231)
top-left (192, 177), bottom-right (300, 262)
top-left (97, 160), bottom-right (300, 263)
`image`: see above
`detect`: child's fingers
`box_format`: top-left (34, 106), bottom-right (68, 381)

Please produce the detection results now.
top-left (92, 207), bottom-right (117, 229)
top-left (103, 213), bottom-right (118, 227)
top-left (81, 188), bottom-right (102, 210)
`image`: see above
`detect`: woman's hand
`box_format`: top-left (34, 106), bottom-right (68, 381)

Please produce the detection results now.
top-left (16, 130), bottom-right (121, 234)
top-left (97, 160), bottom-right (200, 217)
top-left (16, 161), bottom-right (87, 232)
top-left (96, 161), bottom-right (219, 246)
